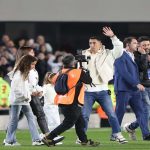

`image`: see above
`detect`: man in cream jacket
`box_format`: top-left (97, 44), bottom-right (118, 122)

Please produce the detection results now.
top-left (81, 27), bottom-right (127, 144)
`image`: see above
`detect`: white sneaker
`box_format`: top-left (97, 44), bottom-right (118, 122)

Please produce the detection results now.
top-left (113, 133), bottom-right (128, 144)
top-left (4, 143), bottom-right (13, 146)
top-left (55, 142), bottom-right (63, 145)
top-left (115, 135), bottom-right (128, 144)
top-left (3, 139), bottom-right (6, 145)
top-left (75, 138), bottom-right (81, 144)
top-left (123, 123), bottom-right (136, 140)
top-left (3, 140), bottom-right (21, 146)
top-left (32, 140), bottom-right (44, 146)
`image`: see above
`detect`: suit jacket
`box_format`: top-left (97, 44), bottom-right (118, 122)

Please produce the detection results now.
top-left (114, 51), bottom-right (140, 92)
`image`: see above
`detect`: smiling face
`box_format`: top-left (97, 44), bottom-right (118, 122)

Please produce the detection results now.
top-left (139, 40), bottom-right (150, 53)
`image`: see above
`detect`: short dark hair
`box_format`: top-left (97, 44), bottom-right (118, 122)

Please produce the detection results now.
top-left (138, 36), bottom-right (150, 43)
top-left (16, 46), bottom-right (34, 63)
top-left (123, 37), bottom-right (137, 48)
top-left (89, 36), bottom-right (102, 42)
top-left (62, 54), bottom-right (76, 67)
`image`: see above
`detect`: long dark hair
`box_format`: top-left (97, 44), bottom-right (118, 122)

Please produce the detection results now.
top-left (14, 55), bottom-right (37, 80)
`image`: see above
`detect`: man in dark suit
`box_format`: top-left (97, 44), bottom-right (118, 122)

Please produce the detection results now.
top-left (114, 37), bottom-right (150, 140)
top-left (123, 36), bottom-right (150, 140)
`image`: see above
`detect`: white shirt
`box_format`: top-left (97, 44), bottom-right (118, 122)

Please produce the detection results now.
top-left (125, 50), bottom-right (135, 62)
top-left (28, 69), bottom-right (43, 93)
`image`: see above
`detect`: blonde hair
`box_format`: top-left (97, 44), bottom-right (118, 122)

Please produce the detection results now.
top-left (43, 72), bottom-right (56, 85)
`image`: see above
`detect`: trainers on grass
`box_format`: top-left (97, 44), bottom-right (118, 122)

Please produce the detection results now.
top-left (81, 139), bottom-right (100, 147)
top-left (75, 138), bottom-right (81, 144)
top-left (115, 135), bottom-right (128, 144)
top-left (3, 140), bottom-right (21, 146)
top-left (32, 140), bottom-right (44, 146)
top-left (42, 135), bottom-right (64, 147)
top-left (123, 123), bottom-right (136, 140)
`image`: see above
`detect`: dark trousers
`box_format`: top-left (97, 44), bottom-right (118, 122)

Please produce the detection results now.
top-left (48, 104), bottom-right (88, 142)
top-left (30, 96), bottom-right (49, 134)
top-left (115, 91), bottom-right (150, 137)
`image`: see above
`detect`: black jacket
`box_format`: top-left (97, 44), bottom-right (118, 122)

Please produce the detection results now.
top-left (134, 51), bottom-right (150, 87)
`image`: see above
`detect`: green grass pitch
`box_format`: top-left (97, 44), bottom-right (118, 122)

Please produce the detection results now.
top-left (0, 128), bottom-right (150, 150)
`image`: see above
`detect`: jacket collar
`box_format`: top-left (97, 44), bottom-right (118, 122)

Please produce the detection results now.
top-left (124, 51), bottom-right (137, 65)
top-left (86, 45), bottom-right (106, 55)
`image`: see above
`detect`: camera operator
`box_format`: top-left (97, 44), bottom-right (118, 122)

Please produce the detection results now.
top-left (79, 27), bottom-right (127, 143)
top-left (42, 54), bottom-right (100, 147)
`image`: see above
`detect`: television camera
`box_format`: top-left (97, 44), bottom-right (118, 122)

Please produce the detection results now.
top-left (75, 49), bottom-right (91, 68)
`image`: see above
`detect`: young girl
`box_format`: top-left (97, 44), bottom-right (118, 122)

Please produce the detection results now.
top-left (4, 55), bottom-right (42, 146)
top-left (43, 72), bottom-right (61, 131)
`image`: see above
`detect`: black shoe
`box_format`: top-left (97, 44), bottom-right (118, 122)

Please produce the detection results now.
top-left (42, 136), bottom-right (64, 147)
top-left (81, 139), bottom-right (100, 147)
top-left (143, 134), bottom-right (150, 140)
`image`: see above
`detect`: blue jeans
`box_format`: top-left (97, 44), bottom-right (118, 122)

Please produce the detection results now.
top-left (82, 91), bottom-right (121, 134)
top-left (5, 105), bottom-right (40, 143)
top-left (142, 87), bottom-right (150, 121)
top-left (128, 88), bottom-right (150, 131)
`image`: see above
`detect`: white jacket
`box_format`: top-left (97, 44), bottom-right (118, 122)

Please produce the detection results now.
top-left (82, 36), bottom-right (123, 84)
top-left (9, 71), bottom-right (31, 105)
top-left (43, 84), bottom-right (56, 105)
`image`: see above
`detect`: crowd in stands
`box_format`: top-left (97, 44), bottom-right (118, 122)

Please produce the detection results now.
top-left (0, 34), bottom-right (68, 85)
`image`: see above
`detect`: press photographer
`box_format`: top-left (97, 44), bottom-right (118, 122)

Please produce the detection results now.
top-left (43, 54), bottom-right (100, 147)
